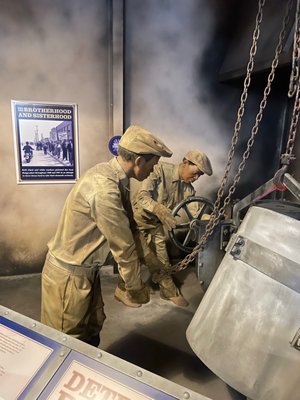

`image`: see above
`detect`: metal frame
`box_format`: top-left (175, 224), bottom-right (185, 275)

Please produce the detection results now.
top-left (0, 305), bottom-right (211, 400)
top-left (233, 171), bottom-right (300, 227)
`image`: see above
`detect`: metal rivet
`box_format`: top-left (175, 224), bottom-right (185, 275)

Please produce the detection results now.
top-left (62, 337), bottom-right (67, 342)
top-left (59, 351), bottom-right (65, 357)
top-left (232, 248), bottom-right (241, 256)
top-left (97, 352), bottom-right (102, 358)
top-left (4, 311), bottom-right (9, 315)
top-left (136, 370), bottom-right (143, 377)
top-left (31, 323), bottom-right (36, 328)
top-left (199, 280), bottom-right (204, 285)
top-left (183, 392), bottom-right (190, 399)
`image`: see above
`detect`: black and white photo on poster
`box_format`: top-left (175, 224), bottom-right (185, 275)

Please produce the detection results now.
top-left (11, 100), bottom-right (79, 184)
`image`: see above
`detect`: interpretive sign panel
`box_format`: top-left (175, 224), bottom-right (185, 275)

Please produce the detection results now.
top-left (0, 316), bottom-right (63, 399)
top-left (40, 351), bottom-right (177, 400)
top-left (11, 100), bottom-right (79, 184)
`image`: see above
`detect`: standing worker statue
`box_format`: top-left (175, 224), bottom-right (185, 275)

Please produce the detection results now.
top-left (41, 125), bottom-right (172, 347)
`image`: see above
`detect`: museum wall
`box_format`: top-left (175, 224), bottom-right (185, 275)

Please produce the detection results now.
top-left (124, 0), bottom-right (240, 197)
top-left (0, 0), bottom-right (111, 275)
top-left (124, 0), bottom-right (300, 200)
top-left (0, 0), bottom-right (298, 276)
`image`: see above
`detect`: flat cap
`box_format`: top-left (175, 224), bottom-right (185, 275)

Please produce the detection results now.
top-left (119, 125), bottom-right (172, 157)
top-left (184, 150), bottom-right (213, 176)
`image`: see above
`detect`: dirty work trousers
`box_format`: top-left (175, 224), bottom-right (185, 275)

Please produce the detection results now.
top-left (41, 252), bottom-right (106, 345)
top-left (134, 225), bottom-right (178, 299)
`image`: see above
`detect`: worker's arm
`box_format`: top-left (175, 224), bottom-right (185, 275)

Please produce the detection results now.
top-left (89, 176), bottom-right (144, 293)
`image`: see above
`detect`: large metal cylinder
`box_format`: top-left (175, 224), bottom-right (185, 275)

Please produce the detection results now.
top-left (187, 206), bottom-right (300, 400)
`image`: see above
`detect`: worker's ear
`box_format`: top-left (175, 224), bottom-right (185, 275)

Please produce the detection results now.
top-left (135, 156), bottom-right (145, 167)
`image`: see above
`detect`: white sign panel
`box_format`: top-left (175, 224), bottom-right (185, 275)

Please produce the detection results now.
top-left (0, 324), bottom-right (53, 399)
top-left (47, 361), bottom-right (153, 400)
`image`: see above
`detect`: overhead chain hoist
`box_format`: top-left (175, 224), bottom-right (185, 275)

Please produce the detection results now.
top-left (168, 0), bottom-right (298, 275)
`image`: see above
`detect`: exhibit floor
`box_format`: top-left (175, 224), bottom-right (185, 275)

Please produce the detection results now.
top-left (0, 266), bottom-right (246, 400)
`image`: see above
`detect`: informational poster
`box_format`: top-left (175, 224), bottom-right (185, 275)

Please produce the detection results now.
top-left (0, 318), bottom-right (62, 399)
top-left (11, 100), bottom-right (79, 184)
top-left (41, 352), bottom-right (177, 400)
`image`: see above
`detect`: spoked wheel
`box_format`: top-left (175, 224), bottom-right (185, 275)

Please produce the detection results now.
top-left (168, 196), bottom-right (214, 253)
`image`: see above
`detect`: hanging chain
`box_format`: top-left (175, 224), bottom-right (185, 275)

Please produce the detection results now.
top-left (213, 0), bottom-right (266, 218)
top-left (282, 0), bottom-right (300, 165)
top-left (282, 79), bottom-right (300, 164)
top-left (288, 0), bottom-right (300, 97)
top-left (169, 0), bottom-right (294, 274)
top-left (166, 0), bottom-right (266, 274)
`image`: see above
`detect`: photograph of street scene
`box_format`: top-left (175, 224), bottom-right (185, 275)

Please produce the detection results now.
top-left (19, 119), bottom-right (74, 167)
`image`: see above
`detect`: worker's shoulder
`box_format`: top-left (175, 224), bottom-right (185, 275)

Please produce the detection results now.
top-left (85, 160), bottom-right (117, 176)
top-left (75, 162), bottom-right (121, 201)
top-left (80, 161), bottom-right (120, 187)
top-left (156, 161), bottom-right (175, 170)
top-left (154, 161), bottom-right (176, 175)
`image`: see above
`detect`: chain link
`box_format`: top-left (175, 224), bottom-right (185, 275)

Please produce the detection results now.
top-left (283, 0), bottom-right (300, 164)
top-left (288, 0), bottom-right (300, 97)
top-left (169, 0), bottom-right (294, 274)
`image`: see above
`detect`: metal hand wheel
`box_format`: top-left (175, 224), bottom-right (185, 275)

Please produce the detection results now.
top-left (168, 196), bottom-right (214, 253)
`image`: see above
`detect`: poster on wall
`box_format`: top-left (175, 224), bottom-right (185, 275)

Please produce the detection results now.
top-left (11, 100), bottom-right (79, 184)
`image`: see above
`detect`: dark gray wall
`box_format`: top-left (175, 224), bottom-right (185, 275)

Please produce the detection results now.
top-left (124, 0), bottom-right (299, 201)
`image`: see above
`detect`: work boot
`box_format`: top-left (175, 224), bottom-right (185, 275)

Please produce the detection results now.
top-left (146, 279), bottom-right (160, 294)
top-left (158, 275), bottom-right (189, 306)
top-left (161, 293), bottom-right (189, 307)
top-left (85, 334), bottom-right (100, 348)
top-left (114, 286), bottom-right (141, 308)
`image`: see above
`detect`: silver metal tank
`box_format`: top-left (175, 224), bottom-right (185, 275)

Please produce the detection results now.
top-left (186, 206), bottom-right (300, 400)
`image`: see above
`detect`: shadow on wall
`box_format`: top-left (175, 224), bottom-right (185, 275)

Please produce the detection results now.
top-left (0, 242), bottom-right (47, 276)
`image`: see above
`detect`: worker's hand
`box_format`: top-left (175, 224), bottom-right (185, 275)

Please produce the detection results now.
top-left (201, 213), bottom-right (211, 221)
top-left (153, 203), bottom-right (177, 231)
top-left (128, 285), bottom-right (150, 304)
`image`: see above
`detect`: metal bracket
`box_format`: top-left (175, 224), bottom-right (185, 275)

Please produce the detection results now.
top-left (220, 223), bottom-right (235, 250)
top-left (232, 172), bottom-right (300, 228)
top-left (283, 173), bottom-right (300, 201)
top-left (228, 234), bottom-right (300, 294)
top-left (232, 179), bottom-right (278, 227)
top-left (290, 328), bottom-right (300, 351)
top-left (229, 235), bottom-right (245, 259)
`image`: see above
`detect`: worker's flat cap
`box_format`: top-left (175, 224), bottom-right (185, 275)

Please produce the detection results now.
top-left (184, 150), bottom-right (213, 176)
top-left (119, 125), bottom-right (172, 157)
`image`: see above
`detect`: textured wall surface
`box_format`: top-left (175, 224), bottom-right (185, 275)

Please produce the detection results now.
top-left (0, 0), bottom-right (110, 275)
top-left (124, 0), bottom-right (299, 199)
top-left (0, 0), bottom-right (299, 276)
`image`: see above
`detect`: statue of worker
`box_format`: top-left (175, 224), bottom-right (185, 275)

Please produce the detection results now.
top-left (131, 150), bottom-right (213, 307)
top-left (41, 125), bottom-right (172, 347)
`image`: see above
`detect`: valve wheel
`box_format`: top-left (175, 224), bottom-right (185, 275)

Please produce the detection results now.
top-left (169, 196), bottom-right (214, 253)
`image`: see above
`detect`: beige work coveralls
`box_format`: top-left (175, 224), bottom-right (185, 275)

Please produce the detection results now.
top-left (132, 162), bottom-right (195, 298)
top-left (41, 158), bottom-right (142, 342)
